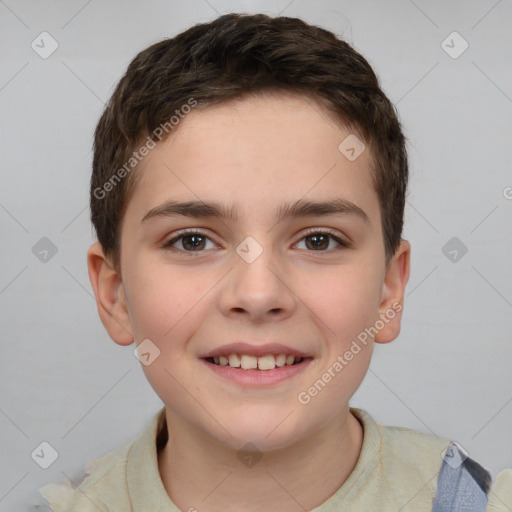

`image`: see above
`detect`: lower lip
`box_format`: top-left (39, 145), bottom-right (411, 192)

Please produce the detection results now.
top-left (201, 358), bottom-right (312, 387)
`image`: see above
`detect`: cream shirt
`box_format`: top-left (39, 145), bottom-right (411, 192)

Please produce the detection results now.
top-left (39, 407), bottom-right (512, 511)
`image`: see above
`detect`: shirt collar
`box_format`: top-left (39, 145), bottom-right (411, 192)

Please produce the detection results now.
top-left (127, 406), bottom-right (179, 511)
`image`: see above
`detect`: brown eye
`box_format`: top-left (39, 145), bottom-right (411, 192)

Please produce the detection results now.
top-left (296, 230), bottom-right (350, 252)
top-left (162, 230), bottom-right (216, 253)
top-left (179, 234), bottom-right (207, 251)
top-left (305, 233), bottom-right (330, 250)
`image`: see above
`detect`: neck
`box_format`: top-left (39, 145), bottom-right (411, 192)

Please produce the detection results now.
top-left (158, 408), bottom-right (363, 511)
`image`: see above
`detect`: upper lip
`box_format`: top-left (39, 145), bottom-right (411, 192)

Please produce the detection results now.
top-left (201, 342), bottom-right (311, 359)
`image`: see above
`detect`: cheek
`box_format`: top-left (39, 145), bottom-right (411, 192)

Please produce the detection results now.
top-left (305, 265), bottom-right (382, 342)
top-left (295, 271), bottom-right (378, 417)
top-left (124, 261), bottom-right (201, 342)
top-left (126, 269), bottom-right (205, 405)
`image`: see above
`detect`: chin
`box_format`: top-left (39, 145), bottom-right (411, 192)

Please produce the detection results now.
top-left (210, 410), bottom-right (309, 453)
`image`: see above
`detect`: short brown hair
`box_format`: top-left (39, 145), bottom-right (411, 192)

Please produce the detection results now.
top-left (90, 13), bottom-right (408, 272)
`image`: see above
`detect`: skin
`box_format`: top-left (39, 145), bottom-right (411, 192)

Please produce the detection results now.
top-left (88, 92), bottom-right (410, 511)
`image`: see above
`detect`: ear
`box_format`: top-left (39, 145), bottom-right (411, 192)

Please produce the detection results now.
top-left (87, 242), bottom-right (134, 346)
top-left (374, 239), bottom-right (411, 344)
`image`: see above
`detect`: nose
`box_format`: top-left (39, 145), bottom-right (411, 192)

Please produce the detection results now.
top-left (218, 241), bottom-right (297, 323)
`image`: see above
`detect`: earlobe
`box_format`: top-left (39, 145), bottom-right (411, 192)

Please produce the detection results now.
top-left (87, 242), bottom-right (134, 346)
top-left (374, 239), bottom-right (411, 344)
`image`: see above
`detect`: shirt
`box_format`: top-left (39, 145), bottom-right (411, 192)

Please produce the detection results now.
top-left (39, 407), bottom-right (512, 511)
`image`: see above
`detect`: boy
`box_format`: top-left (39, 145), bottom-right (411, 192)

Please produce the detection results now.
top-left (40, 12), bottom-right (511, 512)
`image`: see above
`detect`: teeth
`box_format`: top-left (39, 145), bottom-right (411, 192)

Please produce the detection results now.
top-left (258, 355), bottom-right (276, 370)
top-left (275, 354), bottom-right (286, 367)
top-left (240, 354), bottom-right (258, 369)
top-left (210, 353), bottom-right (304, 370)
top-left (228, 354), bottom-right (241, 368)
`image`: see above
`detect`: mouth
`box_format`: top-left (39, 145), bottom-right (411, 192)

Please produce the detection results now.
top-left (204, 353), bottom-right (307, 371)
top-left (200, 342), bottom-right (313, 386)
top-left (201, 350), bottom-right (313, 387)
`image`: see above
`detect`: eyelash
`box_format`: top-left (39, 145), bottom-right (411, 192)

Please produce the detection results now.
top-left (161, 228), bottom-right (351, 256)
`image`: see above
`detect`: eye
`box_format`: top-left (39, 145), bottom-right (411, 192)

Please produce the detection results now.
top-left (295, 228), bottom-right (351, 252)
top-left (161, 230), bottom-right (217, 254)
top-left (161, 228), bottom-right (351, 256)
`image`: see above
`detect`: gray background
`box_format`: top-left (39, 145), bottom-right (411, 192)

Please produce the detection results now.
top-left (1, 0), bottom-right (511, 510)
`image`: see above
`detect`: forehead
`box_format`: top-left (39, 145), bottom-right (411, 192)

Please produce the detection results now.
top-left (125, 92), bottom-right (378, 225)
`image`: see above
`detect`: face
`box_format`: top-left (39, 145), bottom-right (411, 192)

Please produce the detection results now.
top-left (89, 92), bottom-right (409, 452)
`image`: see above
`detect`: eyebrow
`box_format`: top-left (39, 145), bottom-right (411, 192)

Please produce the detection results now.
top-left (140, 198), bottom-right (370, 226)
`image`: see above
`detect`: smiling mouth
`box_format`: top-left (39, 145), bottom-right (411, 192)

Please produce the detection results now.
top-left (204, 354), bottom-right (307, 371)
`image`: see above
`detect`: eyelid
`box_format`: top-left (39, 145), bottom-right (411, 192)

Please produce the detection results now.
top-left (299, 226), bottom-right (347, 239)
top-left (296, 227), bottom-right (352, 249)
top-left (161, 228), bottom-right (218, 248)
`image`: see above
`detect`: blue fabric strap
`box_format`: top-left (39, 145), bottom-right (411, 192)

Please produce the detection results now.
top-left (432, 441), bottom-right (492, 512)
